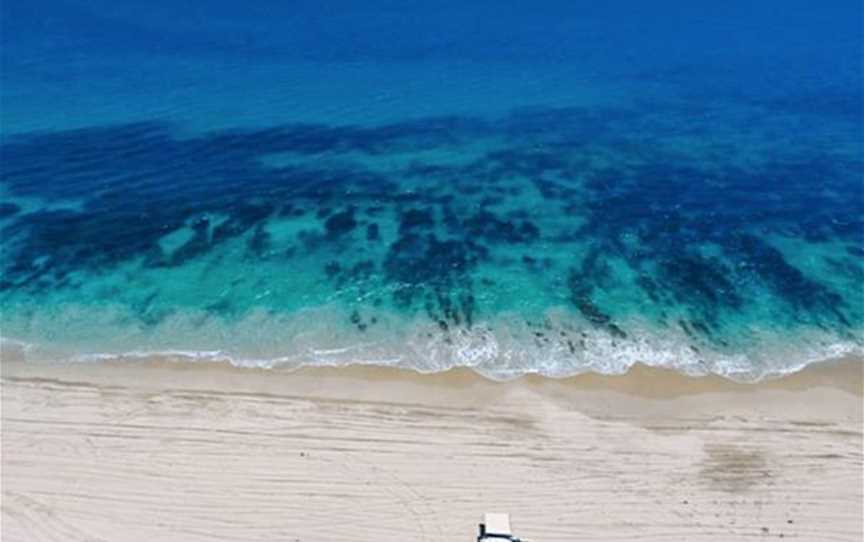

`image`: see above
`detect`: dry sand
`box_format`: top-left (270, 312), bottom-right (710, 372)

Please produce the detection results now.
top-left (1, 357), bottom-right (862, 541)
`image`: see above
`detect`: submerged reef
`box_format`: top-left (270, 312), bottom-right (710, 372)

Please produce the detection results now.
top-left (1, 99), bottom-right (862, 371)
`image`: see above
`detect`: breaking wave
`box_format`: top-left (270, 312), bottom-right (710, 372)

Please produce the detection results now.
top-left (3, 306), bottom-right (860, 382)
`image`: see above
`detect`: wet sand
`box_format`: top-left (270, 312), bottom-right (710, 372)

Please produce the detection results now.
top-left (2, 357), bottom-right (862, 541)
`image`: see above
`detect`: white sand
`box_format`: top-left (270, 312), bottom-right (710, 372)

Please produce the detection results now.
top-left (2, 358), bottom-right (862, 541)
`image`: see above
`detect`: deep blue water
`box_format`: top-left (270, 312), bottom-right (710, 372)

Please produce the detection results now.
top-left (1, 1), bottom-right (862, 378)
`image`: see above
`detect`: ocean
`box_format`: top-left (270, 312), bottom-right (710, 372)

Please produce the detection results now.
top-left (1, 1), bottom-right (862, 380)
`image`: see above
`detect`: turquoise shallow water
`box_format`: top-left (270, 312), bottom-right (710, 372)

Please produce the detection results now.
top-left (1, 2), bottom-right (862, 379)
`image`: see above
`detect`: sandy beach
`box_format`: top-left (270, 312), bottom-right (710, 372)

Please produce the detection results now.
top-left (1, 357), bottom-right (861, 541)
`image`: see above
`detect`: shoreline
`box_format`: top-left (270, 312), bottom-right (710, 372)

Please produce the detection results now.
top-left (3, 334), bottom-right (862, 388)
top-left (2, 349), bottom-right (862, 395)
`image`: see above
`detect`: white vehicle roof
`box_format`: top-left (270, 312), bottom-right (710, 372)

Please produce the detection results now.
top-left (483, 513), bottom-right (512, 535)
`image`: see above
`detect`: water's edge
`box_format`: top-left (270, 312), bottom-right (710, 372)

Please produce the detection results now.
top-left (3, 335), bottom-right (860, 384)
